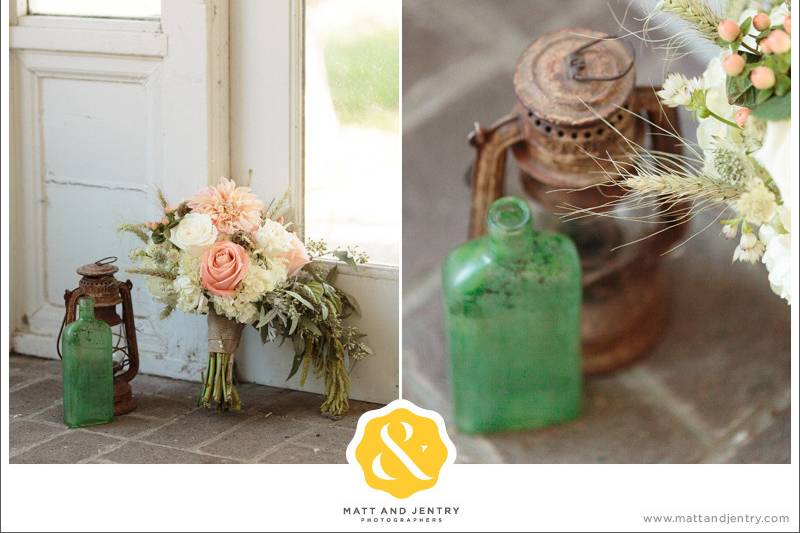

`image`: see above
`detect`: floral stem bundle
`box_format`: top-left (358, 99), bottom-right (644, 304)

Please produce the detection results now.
top-left (120, 177), bottom-right (372, 417)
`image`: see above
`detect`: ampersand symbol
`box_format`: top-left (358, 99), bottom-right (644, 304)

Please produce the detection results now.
top-left (351, 405), bottom-right (451, 498)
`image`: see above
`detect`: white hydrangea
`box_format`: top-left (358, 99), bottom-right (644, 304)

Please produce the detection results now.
top-left (759, 207), bottom-right (792, 304)
top-left (146, 277), bottom-right (176, 306)
top-left (171, 254), bottom-right (208, 314)
top-left (254, 219), bottom-right (294, 258)
top-left (209, 258), bottom-right (288, 324)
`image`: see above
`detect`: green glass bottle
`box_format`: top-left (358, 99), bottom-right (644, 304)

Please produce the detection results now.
top-left (61, 297), bottom-right (114, 428)
top-left (442, 196), bottom-right (582, 434)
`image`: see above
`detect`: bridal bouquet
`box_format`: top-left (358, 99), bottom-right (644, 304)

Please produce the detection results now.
top-left (594, 0), bottom-right (792, 303)
top-left (120, 178), bottom-right (372, 416)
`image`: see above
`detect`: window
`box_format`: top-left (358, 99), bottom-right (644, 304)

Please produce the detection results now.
top-left (304, 0), bottom-right (400, 267)
top-left (27, 0), bottom-right (160, 19)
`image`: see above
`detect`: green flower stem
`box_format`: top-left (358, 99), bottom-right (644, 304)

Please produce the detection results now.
top-left (707, 109), bottom-right (740, 129)
top-left (198, 351), bottom-right (241, 411)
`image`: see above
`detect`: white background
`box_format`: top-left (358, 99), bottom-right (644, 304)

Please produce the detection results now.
top-left (2, 0), bottom-right (799, 531)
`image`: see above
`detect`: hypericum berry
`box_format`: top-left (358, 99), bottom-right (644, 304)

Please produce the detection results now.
top-left (753, 12), bottom-right (771, 31)
top-left (735, 107), bottom-right (751, 128)
top-left (723, 53), bottom-right (746, 76)
top-left (785, 15), bottom-right (791, 34)
top-left (750, 66), bottom-right (776, 89)
top-left (718, 19), bottom-right (740, 42)
top-left (766, 29), bottom-right (791, 54)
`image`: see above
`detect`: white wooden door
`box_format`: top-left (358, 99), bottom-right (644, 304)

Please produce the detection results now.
top-left (9, 0), bottom-right (229, 380)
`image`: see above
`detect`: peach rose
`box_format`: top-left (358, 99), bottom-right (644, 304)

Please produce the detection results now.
top-left (280, 235), bottom-right (311, 277)
top-left (200, 241), bottom-right (249, 296)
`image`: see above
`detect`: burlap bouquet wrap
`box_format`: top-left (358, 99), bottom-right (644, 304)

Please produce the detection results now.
top-left (200, 308), bottom-right (245, 410)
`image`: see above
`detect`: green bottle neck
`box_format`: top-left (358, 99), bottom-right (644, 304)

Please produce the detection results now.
top-left (77, 297), bottom-right (96, 321)
top-left (487, 197), bottom-right (535, 262)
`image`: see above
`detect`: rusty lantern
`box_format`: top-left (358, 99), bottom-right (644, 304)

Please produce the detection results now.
top-left (467, 28), bottom-right (687, 374)
top-left (59, 257), bottom-right (139, 415)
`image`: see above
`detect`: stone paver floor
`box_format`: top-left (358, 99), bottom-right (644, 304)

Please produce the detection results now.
top-left (402, 0), bottom-right (791, 463)
top-left (9, 354), bottom-right (380, 464)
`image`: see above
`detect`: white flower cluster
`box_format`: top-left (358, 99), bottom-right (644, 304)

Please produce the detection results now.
top-left (658, 73), bottom-right (703, 107)
top-left (684, 28), bottom-right (792, 305)
top-left (211, 260), bottom-right (288, 324)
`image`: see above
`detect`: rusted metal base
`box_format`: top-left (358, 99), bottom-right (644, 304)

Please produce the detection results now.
top-left (581, 267), bottom-right (669, 374)
top-left (113, 377), bottom-right (137, 416)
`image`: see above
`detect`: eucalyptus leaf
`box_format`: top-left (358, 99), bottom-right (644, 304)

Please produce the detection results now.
top-left (285, 290), bottom-right (314, 311)
top-left (299, 316), bottom-right (322, 336)
top-left (333, 250), bottom-right (357, 267)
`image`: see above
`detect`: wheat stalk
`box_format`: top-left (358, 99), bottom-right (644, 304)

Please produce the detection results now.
top-left (126, 267), bottom-right (176, 280)
top-left (655, 0), bottom-right (723, 44)
top-left (117, 223), bottom-right (150, 243)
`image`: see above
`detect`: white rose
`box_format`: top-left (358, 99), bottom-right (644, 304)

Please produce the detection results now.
top-left (169, 213), bottom-right (218, 256)
top-left (753, 120), bottom-right (791, 205)
top-left (254, 219), bottom-right (294, 258)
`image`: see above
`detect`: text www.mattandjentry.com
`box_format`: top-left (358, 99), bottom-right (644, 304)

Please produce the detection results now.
top-left (643, 513), bottom-right (790, 526)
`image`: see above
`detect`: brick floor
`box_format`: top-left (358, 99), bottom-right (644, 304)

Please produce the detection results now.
top-left (402, 0), bottom-right (790, 464)
top-left (8, 354), bottom-right (382, 464)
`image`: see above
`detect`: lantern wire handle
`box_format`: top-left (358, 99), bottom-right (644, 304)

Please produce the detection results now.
top-left (565, 35), bottom-right (635, 82)
top-left (95, 256), bottom-right (118, 266)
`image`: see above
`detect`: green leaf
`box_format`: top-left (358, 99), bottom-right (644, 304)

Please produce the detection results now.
top-left (726, 74), bottom-right (757, 107)
top-left (292, 335), bottom-right (305, 356)
top-left (751, 93), bottom-right (790, 120)
top-left (755, 87), bottom-right (774, 105)
top-left (299, 316), bottom-right (322, 336)
top-left (298, 284), bottom-right (319, 305)
top-left (285, 290), bottom-right (314, 311)
top-left (286, 347), bottom-right (304, 381)
top-left (288, 315), bottom-right (299, 335)
top-left (774, 74), bottom-right (790, 97)
top-left (256, 308), bottom-right (278, 328)
top-left (738, 17), bottom-right (752, 37)
top-left (338, 288), bottom-right (361, 316)
top-left (306, 280), bottom-right (324, 300)
top-left (774, 53), bottom-right (791, 74)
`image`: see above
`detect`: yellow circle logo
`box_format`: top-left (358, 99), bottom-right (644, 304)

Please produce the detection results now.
top-left (347, 400), bottom-right (455, 499)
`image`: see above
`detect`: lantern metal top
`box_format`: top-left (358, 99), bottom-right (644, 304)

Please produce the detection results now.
top-left (77, 256), bottom-right (119, 278)
top-left (513, 28), bottom-right (635, 127)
